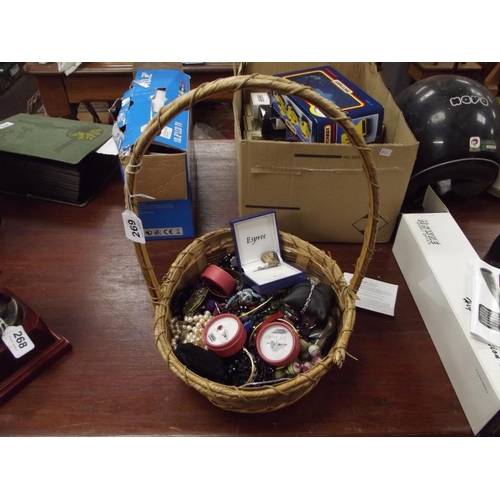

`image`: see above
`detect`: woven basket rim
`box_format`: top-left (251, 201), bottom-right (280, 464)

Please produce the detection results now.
top-left (122, 71), bottom-right (380, 412)
top-left (124, 73), bottom-right (380, 303)
top-left (153, 227), bottom-right (357, 407)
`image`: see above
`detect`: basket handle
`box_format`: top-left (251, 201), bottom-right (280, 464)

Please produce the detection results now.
top-left (124, 73), bottom-right (380, 301)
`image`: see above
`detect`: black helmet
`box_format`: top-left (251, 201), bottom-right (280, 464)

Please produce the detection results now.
top-left (396, 75), bottom-right (500, 205)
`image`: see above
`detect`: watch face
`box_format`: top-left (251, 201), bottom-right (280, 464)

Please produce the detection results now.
top-left (256, 321), bottom-right (300, 366)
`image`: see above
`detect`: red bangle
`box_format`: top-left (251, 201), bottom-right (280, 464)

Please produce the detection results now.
top-left (200, 264), bottom-right (237, 298)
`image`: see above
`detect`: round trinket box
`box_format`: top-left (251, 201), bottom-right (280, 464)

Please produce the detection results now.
top-left (203, 313), bottom-right (247, 357)
top-left (200, 264), bottom-right (237, 298)
top-left (255, 320), bottom-right (301, 367)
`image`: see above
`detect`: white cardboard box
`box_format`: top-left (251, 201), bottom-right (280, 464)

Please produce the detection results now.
top-left (393, 188), bottom-right (500, 435)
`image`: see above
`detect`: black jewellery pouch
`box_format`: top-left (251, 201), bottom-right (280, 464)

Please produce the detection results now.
top-left (283, 280), bottom-right (336, 326)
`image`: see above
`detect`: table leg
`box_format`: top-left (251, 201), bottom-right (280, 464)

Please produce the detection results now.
top-left (34, 74), bottom-right (72, 117)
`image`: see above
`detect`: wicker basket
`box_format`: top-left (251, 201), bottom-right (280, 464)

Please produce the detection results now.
top-left (124, 74), bottom-right (380, 413)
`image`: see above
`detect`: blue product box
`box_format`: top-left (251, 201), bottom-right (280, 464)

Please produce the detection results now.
top-left (115, 69), bottom-right (190, 153)
top-left (138, 198), bottom-right (194, 239)
top-left (113, 68), bottom-right (195, 241)
top-left (230, 210), bottom-right (307, 294)
top-left (271, 65), bottom-right (384, 144)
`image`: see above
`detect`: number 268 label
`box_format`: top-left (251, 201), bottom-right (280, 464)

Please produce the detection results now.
top-left (2, 325), bottom-right (35, 358)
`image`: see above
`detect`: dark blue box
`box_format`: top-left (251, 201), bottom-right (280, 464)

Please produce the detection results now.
top-left (230, 210), bottom-right (307, 294)
top-left (271, 65), bottom-right (384, 144)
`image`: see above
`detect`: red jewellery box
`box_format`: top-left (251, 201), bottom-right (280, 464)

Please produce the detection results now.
top-left (230, 210), bottom-right (307, 294)
top-left (202, 313), bottom-right (247, 357)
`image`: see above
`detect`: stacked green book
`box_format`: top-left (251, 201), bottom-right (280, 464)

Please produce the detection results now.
top-left (0, 113), bottom-right (119, 206)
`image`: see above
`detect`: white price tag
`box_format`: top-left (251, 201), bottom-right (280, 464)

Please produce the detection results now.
top-left (344, 272), bottom-right (398, 316)
top-left (122, 210), bottom-right (146, 244)
top-left (2, 325), bottom-right (35, 358)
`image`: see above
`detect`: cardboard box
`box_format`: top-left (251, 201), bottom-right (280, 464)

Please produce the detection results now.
top-left (114, 68), bottom-right (195, 240)
top-left (234, 62), bottom-right (419, 243)
top-left (115, 69), bottom-right (189, 153)
top-left (271, 65), bottom-right (384, 144)
top-left (393, 188), bottom-right (500, 436)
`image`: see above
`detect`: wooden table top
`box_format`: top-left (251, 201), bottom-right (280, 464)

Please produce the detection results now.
top-left (1, 139), bottom-right (499, 437)
top-left (23, 62), bottom-right (235, 76)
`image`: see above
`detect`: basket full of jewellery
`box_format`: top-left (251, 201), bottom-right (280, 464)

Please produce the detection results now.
top-left (171, 211), bottom-right (342, 390)
top-left (123, 74), bottom-right (380, 413)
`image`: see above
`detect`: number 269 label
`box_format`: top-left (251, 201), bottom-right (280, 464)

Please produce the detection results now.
top-left (2, 325), bottom-right (35, 358)
top-left (122, 210), bottom-right (146, 244)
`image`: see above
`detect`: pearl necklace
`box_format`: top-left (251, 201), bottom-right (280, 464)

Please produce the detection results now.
top-left (170, 310), bottom-right (212, 350)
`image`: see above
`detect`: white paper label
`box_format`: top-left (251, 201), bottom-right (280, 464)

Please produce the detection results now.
top-left (344, 272), bottom-right (398, 316)
top-left (122, 210), bottom-right (146, 244)
top-left (379, 148), bottom-right (393, 157)
top-left (2, 325), bottom-right (35, 358)
top-left (160, 126), bottom-right (173, 140)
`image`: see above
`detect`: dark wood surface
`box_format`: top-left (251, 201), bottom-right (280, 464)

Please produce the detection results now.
top-left (23, 63), bottom-right (235, 118)
top-left (1, 139), bottom-right (499, 436)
